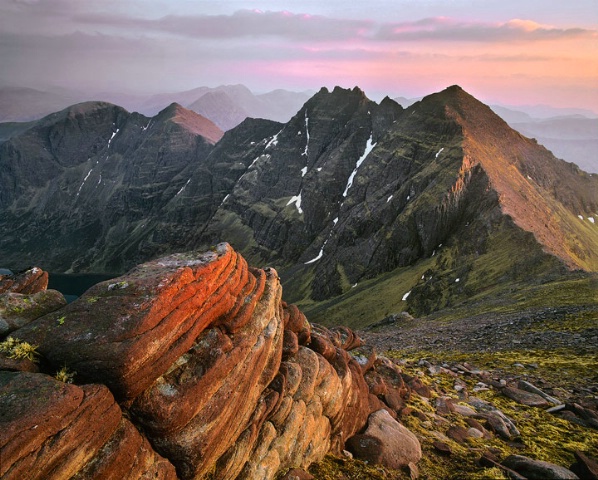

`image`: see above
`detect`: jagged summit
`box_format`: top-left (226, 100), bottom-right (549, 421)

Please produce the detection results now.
top-left (0, 84), bottom-right (596, 321)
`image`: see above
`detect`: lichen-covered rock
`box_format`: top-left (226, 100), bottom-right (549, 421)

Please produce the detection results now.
top-left (0, 371), bottom-right (176, 480)
top-left (6, 245), bottom-right (400, 479)
top-left (0, 267), bottom-right (48, 294)
top-left (502, 454), bottom-right (580, 479)
top-left (17, 243), bottom-right (260, 401)
top-left (0, 290), bottom-right (66, 336)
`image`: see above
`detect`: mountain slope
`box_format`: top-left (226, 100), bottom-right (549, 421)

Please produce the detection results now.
top-left (0, 101), bottom-right (223, 272)
top-left (0, 86), bottom-right (596, 323)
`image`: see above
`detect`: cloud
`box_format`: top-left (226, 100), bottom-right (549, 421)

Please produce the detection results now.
top-left (68, 9), bottom-right (598, 44)
top-left (75, 9), bottom-right (373, 42)
top-left (375, 17), bottom-right (596, 42)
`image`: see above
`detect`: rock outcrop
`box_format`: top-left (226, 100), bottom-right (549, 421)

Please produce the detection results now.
top-left (1, 245), bottom-right (420, 479)
top-left (0, 267), bottom-right (66, 337)
top-left (0, 371), bottom-right (177, 479)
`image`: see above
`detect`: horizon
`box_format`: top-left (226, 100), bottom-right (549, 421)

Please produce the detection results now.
top-left (1, 0), bottom-right (597, 113)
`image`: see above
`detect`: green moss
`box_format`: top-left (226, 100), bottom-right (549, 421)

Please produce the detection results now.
top-left (378, 351), bottom-right (598, 479)
top-left (307, 455), bottom-right (407, 479)
top-left (300, 257), bottom-right (436, 329)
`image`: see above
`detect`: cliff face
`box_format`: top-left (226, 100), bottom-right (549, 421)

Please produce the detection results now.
top-left (0, 101), bottom-right (223, 273)
top-left (1, 245), bottom-right (418, 479)
top-left (1, 86), bottom-right (597, 320)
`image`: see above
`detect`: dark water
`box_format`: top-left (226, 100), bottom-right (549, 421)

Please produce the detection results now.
top-left (48, 273), bottom-right (116, 301)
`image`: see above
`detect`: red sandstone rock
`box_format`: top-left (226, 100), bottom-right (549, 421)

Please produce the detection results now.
top-left (347, 409), bottom-right (422, 469)
top-left (4, 245), bottom-right (379, 479)
top-left (0, 371), bottom-right (175, 479)
top-left (0, 267), bottom-right (48, 294)
top-left (17, 244), bottom-right (264, 401)
top-left (130, 265), bottom-right (284, 479)
top-left (0, 290), bottom-right (66, 336)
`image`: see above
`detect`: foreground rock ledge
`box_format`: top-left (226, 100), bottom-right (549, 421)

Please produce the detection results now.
top-left (1, 244), bottom-right (421, 479)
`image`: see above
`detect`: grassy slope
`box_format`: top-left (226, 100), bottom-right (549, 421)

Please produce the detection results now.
top-left (297, 212), bottom-right (597, 328)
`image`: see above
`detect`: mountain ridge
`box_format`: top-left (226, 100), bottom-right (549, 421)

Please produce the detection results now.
top-left (0, 85), bottom-right (596, 323)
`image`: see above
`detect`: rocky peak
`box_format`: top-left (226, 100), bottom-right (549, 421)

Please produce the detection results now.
top-left (422, 85), bottom-right (598, 271)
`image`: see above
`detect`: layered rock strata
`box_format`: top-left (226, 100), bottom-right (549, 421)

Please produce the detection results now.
top-left (1, 245), bottom-right (419, 479)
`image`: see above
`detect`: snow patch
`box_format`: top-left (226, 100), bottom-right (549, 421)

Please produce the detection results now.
top-left (142, 120), bottom-right (152, 131)
top-left (578, 215), bottom-right (584, 220)
top-left (305, 246), bottom-right (325, 264)
top-left (589, 217), bottom-right (595, 224)
top-left (317, 167), bottom-right (322, 172)
top-left (302, 111), bottom-right (310, 157)
top-left (455, 278), bottom-right (460, 283)
top-left (265, 129), bottom-right (282, 149)
top-left (176, 178), bottom-right (191, 196)
top-left (342, 135), bottom-right (376, 197)
top-left (301, 166), bottom-right (308, 177)
top-left (304, 215), bottom-right (339, 265)
top-left (402, 290), bottom-right (411, 301)
top-left (387, 195), bottom-right (393, 203)
top-left (107, 129), bottom-right (119, 148)
top-left (97, 174), bottom-right (102, 186)
top-left (435, 147), bottom-right (444, 158)
top-left (219, 194), bottom-right (230, 207)
top-left (76, 169), bottom-right (93, 196)
top-left (287, 191), bottom-right (303, 214)
top-left (406, 195), bottom-right (410, 201)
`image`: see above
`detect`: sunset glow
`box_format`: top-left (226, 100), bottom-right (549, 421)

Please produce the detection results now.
top-left (0, 0), bottom-right (596, 111)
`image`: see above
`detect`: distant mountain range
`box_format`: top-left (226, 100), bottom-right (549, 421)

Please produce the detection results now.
top-left (1, 85), bottom-right (596, 325)
top-left (0, 84), bottom-right (311, 132)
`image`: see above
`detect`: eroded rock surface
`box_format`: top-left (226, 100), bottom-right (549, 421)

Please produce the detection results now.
top-left (0, 371), bottom-right (176, 480)
top-left (2, 245), bottom-right (420, 479)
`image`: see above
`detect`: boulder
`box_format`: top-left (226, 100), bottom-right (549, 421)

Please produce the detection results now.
top-left (502, 386), bottom-right (551, 407)
top-left (17, 243), bottom-right (264, 401)
top-left (0, 290), bottom-right (66, 336)
top-left (570, 451), bottom-right (598, 480)
top-left (347, 409), bottom-right (421, 469)
top-left (0, 371), bottom-right (176, 480)
top-left (0, 267), bottom-right (48, 294)
top-left (129, 261), bottom-right (284, 479)
top-left (502, 454), bottom-right (580, 479)
top-left (4, 245), bottom-right (376, 479)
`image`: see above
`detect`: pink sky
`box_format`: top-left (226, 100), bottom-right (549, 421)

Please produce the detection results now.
top-left (0, 1), bottom-right (596, 111)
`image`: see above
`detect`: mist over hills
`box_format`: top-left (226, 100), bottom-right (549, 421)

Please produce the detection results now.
top-left (0, 84), bottom-right (311, 131)
top-left (1, 84), bottom-right (596, 324)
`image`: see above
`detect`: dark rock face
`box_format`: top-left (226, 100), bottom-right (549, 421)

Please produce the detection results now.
top-left (1, 86), bottom-right (597, 319)
top-left (5, 246), bottom-right (407, 479)
top-left (0, 101), bottom-right (223, 273)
